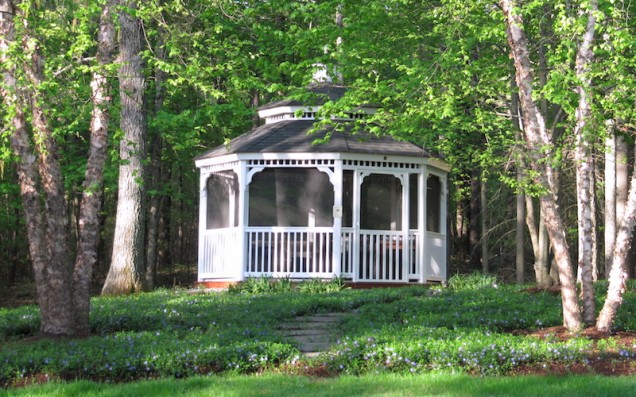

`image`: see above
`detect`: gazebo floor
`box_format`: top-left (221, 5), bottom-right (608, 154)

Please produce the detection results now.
top-left (195, 280), bottom-right (444, 290)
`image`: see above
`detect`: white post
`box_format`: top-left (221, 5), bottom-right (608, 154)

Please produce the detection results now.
top-left (236, 162), bottom-right (249, 281)
top-left (352, 170), bottom-right (362, 282)
top-left (332, 160), bottom-right (343, 278)
top-left (401, 173), bottom-right (409, 282)
top-left (419, 168), bottom-right (428, 284)
top-left (440, 173), bottom-right (449, 281)
top-left (198, 170), bottom-right (210, 282)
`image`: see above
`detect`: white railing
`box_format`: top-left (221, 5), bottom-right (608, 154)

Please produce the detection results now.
top-left (199, 228), bottom-right (241, 279)
top-left (246, 227), bottom-right (334, 278)
top-left (199, 227), bottom-right (431, 283)
top-left (356, 231), bottom-right (409, 282)
top-left (426, 232), bottom-right (446, 281)
top-left (340, 228), bottom-right (355, 278)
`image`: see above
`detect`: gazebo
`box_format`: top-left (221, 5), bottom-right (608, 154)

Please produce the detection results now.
top-left (195, 82), bottom-right (449, 287)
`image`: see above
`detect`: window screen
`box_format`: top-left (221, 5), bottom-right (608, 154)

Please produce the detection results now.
top-left (248, 168), bottom-right (334, 227)
top-left (206, 171), bottom-right (239, 229)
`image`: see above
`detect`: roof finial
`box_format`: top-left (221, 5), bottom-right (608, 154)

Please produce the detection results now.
top-left (312, 63), bottom-right (332, 83)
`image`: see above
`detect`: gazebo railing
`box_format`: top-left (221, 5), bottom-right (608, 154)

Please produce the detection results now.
top-left (199, 228), bottom-right (241, 279)
top-left (354, 230), bottom-right (420, 283)
top-left (200, 227), bottom-right (427, 283)
top-left (246, 227), bottom-right (334, 278)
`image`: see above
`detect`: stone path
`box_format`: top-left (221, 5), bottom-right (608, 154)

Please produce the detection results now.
top-left (278, 313), bottom-right (347, 357)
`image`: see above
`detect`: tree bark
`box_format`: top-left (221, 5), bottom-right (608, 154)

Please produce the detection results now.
top-left (102, 0), bottom-right (147, 295)
top-left (480, 175), bottom-right (489, 274)
top-left (604, 121), bottom-right (616, 279)
top-left (2, 0), bottom-right (77, 335)
top-left (72, 0), bottom-right (116, 334)
top-left (596, 143), bottom-right (636, 332)
top-left (573, 0), bottom-right (597, 325)
top-left (516, 174), bottom-right (525, 284)
top-left (469, 169), bottom-right (480, 270)
top-left (500, 0), bottom-right (582, 331)
top-left (145, 29), bottom-right (167, 291)
top-left (511, 78), bottom-right (525, 284)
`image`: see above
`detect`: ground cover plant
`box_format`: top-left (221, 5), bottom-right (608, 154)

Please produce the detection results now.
top-left (1, 279), bottom-right (635, 389)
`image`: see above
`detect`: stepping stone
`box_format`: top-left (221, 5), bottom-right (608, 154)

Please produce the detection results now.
top-left (278, 312), bottom-right (351, 356)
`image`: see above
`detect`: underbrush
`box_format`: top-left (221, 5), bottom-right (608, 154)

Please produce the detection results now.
top-left (1, 281), bottom-right (635, 387)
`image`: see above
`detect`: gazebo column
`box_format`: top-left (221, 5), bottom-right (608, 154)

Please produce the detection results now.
top-left (236, 162), bottom-right (249, 281)
top-left (419, 168), bottom-right (428, 284)
top-left (352, 170), bottom-right (363, 282)
top-left (198, 169), bottom-right (214, 281)
top-left (400, 173), bottom-right (409, 282)
top-left (331, 160), bottom-right (343, 278)
top-left (440, 173), bottom-right (449, 281)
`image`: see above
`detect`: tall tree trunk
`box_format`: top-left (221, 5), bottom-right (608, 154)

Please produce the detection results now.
top-left (145, 30), bottom-right (167, 291)
top-left (573, 0), bottom-right (597, 325)
top-left (526, 195), bottom-right (551, 287)
top-left (616, 135), bottom-right (628, 222)
top-left (480, 175), bottom-right (489, 274)
top-left (597, 143), bottom-right (636, 332)
top-left (102, 0), bottom-right (147, 295)
top-left (500, 0), bottom-right (582, 331)
top-left (72, 0), bottom-right (116, 334)
top-left (511, 78), bottom-right (525, 284)
top-left (469, 169), bottom-right (480, 270)
top-left (604, 121), bottom-right (616, 279)
top-left (516, 175), bottom-right (525, 284)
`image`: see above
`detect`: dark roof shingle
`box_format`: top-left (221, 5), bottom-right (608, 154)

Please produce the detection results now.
top-left (195, 120), bottom-right (430, 160)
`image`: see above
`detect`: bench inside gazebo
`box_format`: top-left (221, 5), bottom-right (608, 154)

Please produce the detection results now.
top-left (195, 81), bottom-right (449, 288)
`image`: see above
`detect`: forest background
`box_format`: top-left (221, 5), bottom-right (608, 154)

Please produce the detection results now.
top-left (0, 0), bottom-right (635, 335)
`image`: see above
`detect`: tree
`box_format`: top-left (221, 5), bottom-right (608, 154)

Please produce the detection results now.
top-left (1, 0), bottom-right (116, 335)
top-left (102, 0), bottom-right (147, 295)
top-left (500, 0), bottom-right (583, 332)
top-left (73, 0), bottom-right (117, 334)
top-left (572, 0), bottom-right (598, 326)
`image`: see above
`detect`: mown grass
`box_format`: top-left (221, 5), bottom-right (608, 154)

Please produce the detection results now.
top-left (1, 277), bottom-right (635, 394)
top-left (2, 373), bottom-right (636, 397)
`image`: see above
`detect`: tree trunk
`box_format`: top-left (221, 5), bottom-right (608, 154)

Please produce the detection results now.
top-left (511, 78), bottom-right (525, 284)
top-left (596, 143), bottom-right (636, 332)
top-left (480, 175), bottom-right (489, 274)
top-left (72, 0), bottom-right (116, 334)
top-left (145, 30), bottom-right (167, 291)
top-left (469, 169), bottom-right (480, 270)
top-left (2, 0), bottom-right (77, 335)
top-left (526, 195), bottom-right (551, 287)
top-left (573, 0), bottom-right (597, 325)
top-left (604, 121), bottom-right (616, 279)
top-left (103, 0), bottom-right (147, 295)
top-left (500, 0), bottom-right (582, 331)
top-left (516, 175), bottom-right (525, 284)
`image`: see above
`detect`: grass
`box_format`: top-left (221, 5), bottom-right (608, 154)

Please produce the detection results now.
top-left (1, 276), bottom-right (635, 394)
top-left (2, 373), bottom-right (636, 397)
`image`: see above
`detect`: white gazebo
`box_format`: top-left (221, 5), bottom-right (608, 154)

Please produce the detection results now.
top-left (195, 83), bottom-right (449, 287)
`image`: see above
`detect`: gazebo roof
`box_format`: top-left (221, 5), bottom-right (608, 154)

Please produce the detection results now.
top-left (195, 119), bottom-right (431, 161)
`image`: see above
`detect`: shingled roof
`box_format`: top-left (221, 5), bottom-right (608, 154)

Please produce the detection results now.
top-left (195, 119), bottom-right (430, 161)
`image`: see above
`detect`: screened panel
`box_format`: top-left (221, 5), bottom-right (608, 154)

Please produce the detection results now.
top-left (342, 170), bottom-right (354, 228)
top-left (206, 171), bottom-right (239, 229)
top-left (409, 173), bottom-right (419, 229)
top-left (360, 173), bottom-right (402, 230)
top-left (427, 175), bottom-right (441, 232)
top-left (249, 168), bottom-right (334, 227)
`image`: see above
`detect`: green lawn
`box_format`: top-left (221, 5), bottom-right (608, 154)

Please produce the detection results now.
top-left (2, 373), bottom-right (635, 397)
